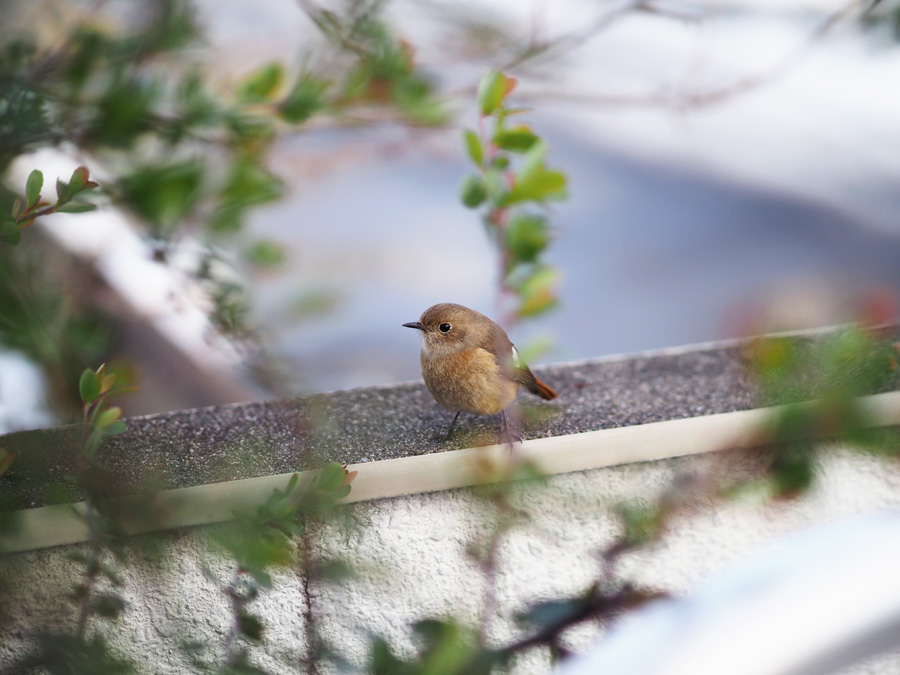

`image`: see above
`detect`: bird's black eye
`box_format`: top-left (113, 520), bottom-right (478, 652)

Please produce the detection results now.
top-left (439, 322), bottom-right (451, 333)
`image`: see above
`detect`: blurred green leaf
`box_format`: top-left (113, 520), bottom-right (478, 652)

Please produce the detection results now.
top-left (25, 169), bottom-right (42, 210)
top-left (225, 111), bottom-right (275, 141)
top-left (493, 125), bottom-right (538, 152)
top-left (0, 220), bottom-right (21, 245)
top-left (85, 427), bottom-right (104, 457)
top-left (80, 368), bottom-right (101, 404)
top-left (0, 80), bottom-right (53, 158)
top-left (56, 202), bottom-right (98, 214)
top-left (119, 161), bottom-right (204, 231)
top-left (23, 634), bottom-right (137, 674)
top-left (513, 266), bottom-right (559, 317)
top-left (506, 213), bottom-right (548, 262)
top-left (173, 71), bottom-right (219, 135)
top-left (280, 74), bottom-right (328, 123)
top-left (245, 240), bottom-right (285, 268)
top-left (238, 62), bottom-right (284, 103)
top-left (463, 130), bottom-right (484, 166)
top-left (219, 152), bottom-right (283, 210)
top-left (370, 637), bottom-right (419, 675)
top-left (237, 612), bottom-right (264, 641)
top-left (615, 500), bottom-right (664, 547)
top-left (91, 76), bottom-right (157, 148)
top-left (391, 73), bottom-right (447, 125)
top-left (316, 462), bottom-right (346, 493)
top-left (413, 618), bottom-right (482, 675)
top-left (771, 443), bottom-right (815, 496)
top-left (504, 142), bottom-right (567, 205)
top-left (483, 168), bottom-right (507, 207)
top-left (477, 69), bottom-right (506, 116)
top-left (459, 175), bottom-right (487, 208)
top-left (315, 559), bottom-right (355, 583)
top-left (95, 406), bottom-right (122, 429)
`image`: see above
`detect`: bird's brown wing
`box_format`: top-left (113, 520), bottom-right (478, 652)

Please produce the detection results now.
top-left (480, 325), bottom-right (557, 401)
top-left (514, 365), bottom-right (558, 400)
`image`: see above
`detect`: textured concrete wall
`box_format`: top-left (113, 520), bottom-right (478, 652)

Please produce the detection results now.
top-left (3, 442), bottom-right (900, 673)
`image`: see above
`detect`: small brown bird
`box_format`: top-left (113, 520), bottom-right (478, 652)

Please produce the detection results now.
top-left (403, 303), bottom-right (557, 437)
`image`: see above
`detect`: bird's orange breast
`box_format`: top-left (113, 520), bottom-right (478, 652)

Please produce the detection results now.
top-left (421, 347), bottom-right (518, 416)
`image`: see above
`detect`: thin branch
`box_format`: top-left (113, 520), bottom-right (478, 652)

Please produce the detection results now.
top-left (501, 0), bottom-right (705, 71)
top-left (514, 0), bottom-right (875, 111)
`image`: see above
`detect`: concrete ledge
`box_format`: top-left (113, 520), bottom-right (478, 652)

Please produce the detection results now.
top-left (1, 340), bottom-right (761, 510)
top-left (6, 391), bottom-right (900, 553)
top-left (3, 331), bottom-right (899, 548)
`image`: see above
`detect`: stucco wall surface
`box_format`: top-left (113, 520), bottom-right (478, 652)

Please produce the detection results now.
top-left (3, 442), bottom-right (900, 674)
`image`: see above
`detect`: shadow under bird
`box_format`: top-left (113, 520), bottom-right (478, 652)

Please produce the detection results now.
top-left (403, 303), bottom-right (557, 439)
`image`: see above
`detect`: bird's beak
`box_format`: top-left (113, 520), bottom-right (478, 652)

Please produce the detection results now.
top-left (402, 321), bottom-right (425, 331)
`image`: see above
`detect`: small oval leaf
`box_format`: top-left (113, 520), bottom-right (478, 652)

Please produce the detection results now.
top-left (463, 130), bottom-right (484, 166)
top-left (79, 368), bottom-right (101, 404)
top-left (26, 170), bottom-right (43, 210)
top-left (459, 175), bottom-right (487, 208)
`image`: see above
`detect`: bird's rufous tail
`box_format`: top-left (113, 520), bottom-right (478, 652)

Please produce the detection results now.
top-left (532, 376), bottom-right (557, 401)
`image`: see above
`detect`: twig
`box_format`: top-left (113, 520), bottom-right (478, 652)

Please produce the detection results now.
top-left (74, 497), bottom-right (100, 640)
top-left (514, 0), bottom-right (875, 111)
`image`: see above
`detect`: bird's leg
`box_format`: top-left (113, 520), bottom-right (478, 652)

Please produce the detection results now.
top-left (444, 410), bottom-right (462, 439)
top-left (499, 409), bottom-right (523, 451)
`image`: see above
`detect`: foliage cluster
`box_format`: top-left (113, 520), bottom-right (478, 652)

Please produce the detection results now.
top-left (0, 0), bottom-right (447, 418)
top-left (460, 70), bottom-right (566, 324)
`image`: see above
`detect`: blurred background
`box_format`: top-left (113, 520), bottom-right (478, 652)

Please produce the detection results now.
top-left (1, 0), bottom-right (899, 430)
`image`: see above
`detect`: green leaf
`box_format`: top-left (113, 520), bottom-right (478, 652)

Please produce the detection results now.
top-left (0, 221), bottom-right (21, 246)
top-left (12, 198), bottom-right (21, 219)
top-left (61, 167), bottom-right (98, 203)
top-left (316, 559), bottom-right (354, 583)
top-left (463, 130), bottom-right (484, 166)
top-left (245, 240), bottom-right (285, 268)
top-left (56, 202), bottom-right (97, 214)
top-left (69, 166), bottom-right (88, 195)
top-left (238, 62), bottom-right (284, 103)
top-left (459, 175), bottom-right (487, 208)
top-left (95, 406), bottom-right (122, 429)
top-left (84, 427), bottom-right (104, 457)
top-left (285, 473), bottom-right (299, 496)
top-left (491, 155), bottom-right (510, 170)
top-left (280, 74), bottom-right (328, 123)
top-left (477, 69), bottom-right (506, 116)
top-left (25, 170), bottom-right (42, 210)
top-left (56, 178), bottom-right (69, 203)
top-left (483, 168), bottom-right (507, 207)
top-left (316, 463), bottom-right (344, 492)
top-left (104, 421), bottom-right (127, 436)
top-left (237, 612), bottom-right (264, 641)
top-left (92, 76), bottom-right (157, 148)
top-left (514, 266), bottom-right (559, 317)
top-left (119, 162), bottom-right (204, 231)
top-left (504, 142), bottom-right (567, 204)
top-left (493, 125), bottom-right (539, 152)
top-left (79, 368), bottom-right (101, 404)
top-left (506, 213), bottom-right (549, 262)
top-left (225, 111), bottom-right (275, 141)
